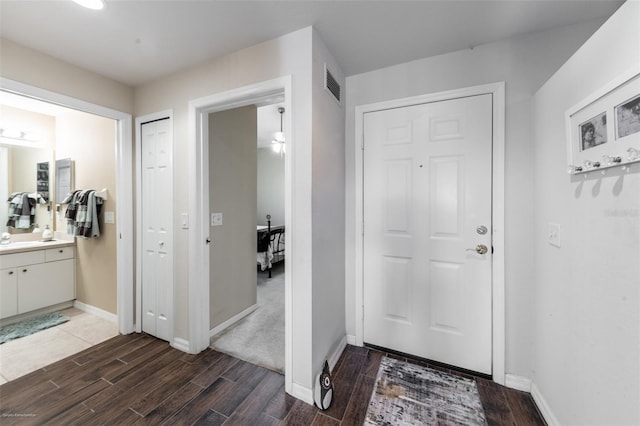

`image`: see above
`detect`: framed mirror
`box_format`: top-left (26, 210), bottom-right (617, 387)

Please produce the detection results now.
top-left (55, 158), bottom-right (73, 204)
top-left (0, 96), bottom-right (55, 234)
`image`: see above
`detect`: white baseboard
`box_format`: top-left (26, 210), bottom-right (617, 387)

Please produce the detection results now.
top-left (505, 374), bottom-right (532, 392)
top-left (209, 304), bottom-right (258, 338)
top-left (327, 335), bottom-right (348, 371)
top-left (73, 300), bottom-right (117, 323)
top-left (171, 337), bottom-right (191, 353)
top-left (291, 382), bottom-right (314, 406)
top-left (531, 382), bottom-right (560, 426)
top-left (346, 334), bottom-right (357, 346)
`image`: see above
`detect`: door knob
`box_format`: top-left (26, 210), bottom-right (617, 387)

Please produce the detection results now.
top-left (466, 244), bottom-right (488, 255)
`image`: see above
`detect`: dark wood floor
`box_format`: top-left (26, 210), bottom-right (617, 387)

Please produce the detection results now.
top-left (0, 333), bottom-right (545, 425)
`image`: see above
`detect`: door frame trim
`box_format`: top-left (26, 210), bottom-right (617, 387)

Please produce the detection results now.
top-left (135, 111), bottom-right (174, 340)
top-left (187, 76), bottom-right (293, 393)
top-left (1, 77), bottom-right (135, 335)
top-left (354, 82), bottom-right (506, 384)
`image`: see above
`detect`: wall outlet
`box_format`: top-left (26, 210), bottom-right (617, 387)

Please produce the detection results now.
top-left (548, 223), bottom-right (561, 247)
top-left (211, 212), bottom-right (223, 226)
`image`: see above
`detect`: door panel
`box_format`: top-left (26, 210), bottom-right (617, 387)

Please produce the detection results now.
top-left (141, 118), bottom-right (173, 341)
top-left (363, 94), bottom-right (492, 374)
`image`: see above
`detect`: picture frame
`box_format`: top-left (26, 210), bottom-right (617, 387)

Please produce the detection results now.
top-left (566, 66), bottom-right (640, 174)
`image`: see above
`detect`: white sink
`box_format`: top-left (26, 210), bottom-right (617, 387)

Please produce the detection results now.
top-left (0, 240), bottom-right (59, 250)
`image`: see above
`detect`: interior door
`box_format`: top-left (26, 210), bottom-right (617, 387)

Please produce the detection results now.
top-left (141, 118), bottom-right (173, 341)
top-left (363, 94), bottom-right (493, 374)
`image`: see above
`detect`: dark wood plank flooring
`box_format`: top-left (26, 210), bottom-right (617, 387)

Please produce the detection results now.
top-left (0, 333), bottom-right (545, 425)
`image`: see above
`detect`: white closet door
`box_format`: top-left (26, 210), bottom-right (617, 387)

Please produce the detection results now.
top-left (141, 118), bottom-right (173, 341)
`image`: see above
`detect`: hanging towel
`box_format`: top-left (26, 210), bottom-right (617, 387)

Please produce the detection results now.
top-left (64, 190), bottom-right (103, 238)
top-left (6, 192), bottom-right (44, 229)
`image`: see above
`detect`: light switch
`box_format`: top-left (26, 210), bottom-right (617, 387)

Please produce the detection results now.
top-left (548, 223), bottom-right (561, 247)
top-left (104, 211), bottom-right (115, 224)
top-left (211, 212), bottom-right (223, 226)
top-left (181, 213), bottom-right (189, 229)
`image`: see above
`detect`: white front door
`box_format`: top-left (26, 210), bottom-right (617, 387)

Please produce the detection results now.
top-left (141, 118), bottom-right (173, 341)
top-left (363, 94), bottom-right (493, 374)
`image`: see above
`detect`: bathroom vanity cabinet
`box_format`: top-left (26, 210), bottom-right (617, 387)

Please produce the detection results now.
top-left (0, 245), bottom-right (75, 319)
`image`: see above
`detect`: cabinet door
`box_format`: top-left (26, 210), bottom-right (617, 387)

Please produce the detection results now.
top-left (18, 260), bottom-right (74, 313)
top-left (1, 268), bottom-right (18, 318)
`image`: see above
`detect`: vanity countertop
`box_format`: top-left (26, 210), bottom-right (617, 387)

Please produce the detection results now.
top-left (0, 239), bottom-right (75, 255)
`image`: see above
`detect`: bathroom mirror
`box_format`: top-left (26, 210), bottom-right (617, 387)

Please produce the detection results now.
top-left (55, 158), bottom-right (73, 204)
top-left (0, 143), bottom-right (54, 234)
top-left (0, 94), bottom-right (56, 235)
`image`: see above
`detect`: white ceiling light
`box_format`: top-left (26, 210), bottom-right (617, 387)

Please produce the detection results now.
top-left (271, 107), bottom-right (286, 155)
top-left (73, 0), bottom-right (104, 10)
top-left (0, 127), bottom-right (42, 146)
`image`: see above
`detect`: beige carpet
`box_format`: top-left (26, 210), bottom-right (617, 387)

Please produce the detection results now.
top-left (209, 263), bottom-right (285, 373)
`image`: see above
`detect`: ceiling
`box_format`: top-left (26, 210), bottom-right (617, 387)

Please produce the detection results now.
top-left (0, 0), bottom-right (624, 88)
top-left (0, 0), bottom-right (624, 147)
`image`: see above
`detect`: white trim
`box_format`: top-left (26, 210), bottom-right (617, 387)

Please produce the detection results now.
top-left (171, 337), bottom-right (191, 353)
top-left (505, 374), bottom-right (532, 392)
top-left (353, 82), bottom-right (506, 384)
top-left (209, 304), bottom-right (258, 338)
top-left (73, 300), bottom-right (118, 323)
top-left (0, 78), bottom-right (134, 335)
top-left (326, 335), bottom-right (348, 372)
top-left (531, 382), bottom-right (560, 426)
top-left (346, 334), bottom-right (357, 346)
top-left (291, 382), bottom-right (314, 406)
top-left (135, 110), bottom-right (174, 337)
top-left (188, 77), bottom-right (294, 395)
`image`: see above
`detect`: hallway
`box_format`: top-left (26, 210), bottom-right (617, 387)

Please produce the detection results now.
top-left (0, 332), bottom-right (545, 425)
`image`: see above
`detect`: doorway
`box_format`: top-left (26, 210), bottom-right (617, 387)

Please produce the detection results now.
top-left (0, 80), bottom-right (133, 381)
top-left (208, 103), bottom-right (286, 373)
top-left (354, 82), bottom-right (507, 383)
top-left (188, 76), bottom-right (294, 394)
top-left (1, 78), bottom-right (134, 334)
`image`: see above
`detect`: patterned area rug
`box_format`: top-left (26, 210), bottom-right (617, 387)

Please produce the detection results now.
top-left (0, 312), bottom-right (69, 344)
top-left (365, 356), bottom-right (487, 425)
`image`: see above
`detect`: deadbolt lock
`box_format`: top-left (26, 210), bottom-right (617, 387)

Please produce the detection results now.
top-left (476, 225), bottom-right (488, 235)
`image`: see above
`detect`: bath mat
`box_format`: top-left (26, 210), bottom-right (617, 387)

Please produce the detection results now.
top-left (0, 312), bottom-right (69, 344)
top-left (365, 356), bottom-right (487, 425)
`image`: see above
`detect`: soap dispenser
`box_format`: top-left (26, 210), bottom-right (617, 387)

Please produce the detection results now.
top-left (42, 225), bottom-right (53, 241)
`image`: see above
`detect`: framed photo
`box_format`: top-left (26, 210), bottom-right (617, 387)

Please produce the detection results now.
top-left (615, 94), bottom-right (640, 139)
top-left (579, 112), bottom-right (607, 151)
top-left (566, 67), bottom-right (640, 174)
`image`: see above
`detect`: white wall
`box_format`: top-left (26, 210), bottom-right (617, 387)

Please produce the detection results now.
top-left (311, 29), bottom-right (347, 377)
top-left (345, 19), bottom-right (607, 379)
top-left (531, 1), bottom-right (640, 424)
top-left (257, 148), bottom-right (285, 226)
top-left (135, 27), bottom-right (349, 399)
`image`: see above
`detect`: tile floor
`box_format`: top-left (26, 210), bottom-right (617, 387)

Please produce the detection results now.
top-left (0, 307), bottom-right (119, 384)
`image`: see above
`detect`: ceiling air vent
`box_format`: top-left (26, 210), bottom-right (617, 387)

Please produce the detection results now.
top-left (324, 64), bottom-right (342, 105)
